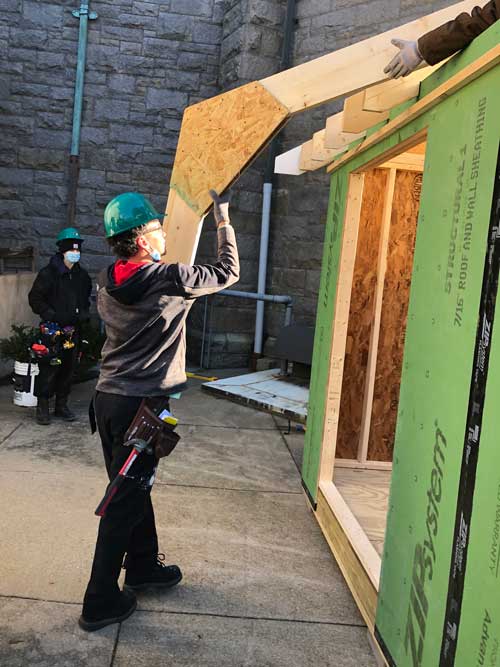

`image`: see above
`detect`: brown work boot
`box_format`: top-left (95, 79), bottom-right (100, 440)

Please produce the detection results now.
top-left (36, 398), bottom-right (51, 425)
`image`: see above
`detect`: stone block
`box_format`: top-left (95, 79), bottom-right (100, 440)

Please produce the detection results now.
top-left (80, 126), bottom-right (109, 147)
top-left (171, 0), bottom-right (212, 16)
top-left (35, 111), bottom-right (64, 130)
top-left (0, 167), bottom-right (34, 187)
top-left (157, 13), bottom-right (193, 40)
top-left (109, 123), bottom-right (153, 145)
top-left (193, 20), bottom-right (222, 45)
top-left (146, 87), bottom-right (188, 112)
top-left (93, 98), bottom-right (130, 121)
top-left (108, 73), bottom-right (137, 94)
top-left (18, 148), bottom-right (64, 170)
top-left (104, 24), bottom-right (144, 42)
top-left (34, 128), bottom-right (71, 149)
top-left (177, 51), bottom-right (208, 71)
top-left (34, 170), bottom-right (64, 185)
top-left (0, 0), bottom-right (21, 11)
top-left (22, 1), bottom-right (63, 28)
top-left (119, 40), bottom-right (143, 55)
top-left (132, 1), bottom-right (160, 17)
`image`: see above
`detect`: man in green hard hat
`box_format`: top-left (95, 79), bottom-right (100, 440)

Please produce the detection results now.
top-left (28, 227), bottom-right (92, 425)
top-left (80, 190), bottom-right (239, 631)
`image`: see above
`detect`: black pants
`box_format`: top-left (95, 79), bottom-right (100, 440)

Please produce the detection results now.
top-left (83, 392), bottom-right (159, 611)
top-left (34, 345), bottom-right (78, 400)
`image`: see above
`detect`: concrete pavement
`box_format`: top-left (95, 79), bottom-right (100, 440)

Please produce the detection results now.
top-left (0, 373), bottom-right (377, 666)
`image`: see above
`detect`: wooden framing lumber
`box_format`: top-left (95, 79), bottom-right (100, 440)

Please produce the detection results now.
top-left (165, 0), bottom-right (477, 263)
top-left (362, 67), bottom-right (435, 112)
top-left (315, 483), bottom-right (380, 628)
top-left (259, 1), bottom-right (477, 114)
top-left (274, 145), bottom-right (305, 176)
top-left (327, 41), bottom-right (500, 174)
top-left (311, 129), bottom-right (344, 163)
top-left (379, 151), bottom-right (426, 171)
top-left (299, 136), bottom-right (344, 171)
top-left (343, 92), bottom-right (390, 133)
top-left (318, 173), bottom-right (365, 485)
top-left (325, 111), bottom-right (366, 149)
top-left (358, 169), bottom-right (396, 465)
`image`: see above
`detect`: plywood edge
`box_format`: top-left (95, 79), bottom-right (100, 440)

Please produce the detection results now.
top-left (315, 483), bottom-right (379, 629)
top-left (327, 43), bottom-right (500, 174)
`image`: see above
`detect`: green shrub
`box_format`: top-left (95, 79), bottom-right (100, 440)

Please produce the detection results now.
top-left (0, 324), bottom-right (38, 363)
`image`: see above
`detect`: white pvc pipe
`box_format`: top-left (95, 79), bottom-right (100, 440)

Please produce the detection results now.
top-left (254, 182), bottom-right (273, 354)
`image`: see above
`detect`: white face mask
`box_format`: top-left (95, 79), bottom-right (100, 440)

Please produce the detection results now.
top-left (64, 250), bottom-right (81, 264)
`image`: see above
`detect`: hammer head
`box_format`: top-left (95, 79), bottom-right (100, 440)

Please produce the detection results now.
top-left (125, 438), bottom-right (153, 455)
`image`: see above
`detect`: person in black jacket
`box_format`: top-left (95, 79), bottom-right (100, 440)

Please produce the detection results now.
top-left (28, 227), bottom-right (92, 425)
top-left (79, 190), bottom-right (239, 632)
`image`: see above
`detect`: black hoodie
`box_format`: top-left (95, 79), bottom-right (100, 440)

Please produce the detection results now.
top-left (28, 253), bottom-right (92, 326)
top-left (96, 225), bottom-right (239, 397)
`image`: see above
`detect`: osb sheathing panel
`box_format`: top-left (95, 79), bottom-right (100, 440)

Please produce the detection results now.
top-left (368, 170), bottom-right (420, 461)
top-left (336, 169), bottom-right (388, 460)
top-left (169, 82), bottom-right (289, 218)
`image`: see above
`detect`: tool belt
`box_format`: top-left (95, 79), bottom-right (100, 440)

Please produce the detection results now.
top-left (124, 399), bottom-right (180, 460)
top-left (30, 321), bottom-right (77, 366)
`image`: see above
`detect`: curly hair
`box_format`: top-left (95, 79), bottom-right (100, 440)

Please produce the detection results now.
top-left (107, 225), bottom-right (148, 259)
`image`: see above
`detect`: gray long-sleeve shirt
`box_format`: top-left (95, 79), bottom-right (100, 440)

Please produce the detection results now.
top-left (96, 225), bottom-right (239, 397)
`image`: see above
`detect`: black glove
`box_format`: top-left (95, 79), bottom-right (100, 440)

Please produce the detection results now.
top-left (209, 189), bottom-right (231, 226)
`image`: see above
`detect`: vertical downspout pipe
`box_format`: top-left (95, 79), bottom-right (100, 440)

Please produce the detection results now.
top-left (253, 0), bottom-right (297, 357)
top-left (67, 2), bottom-right (97, 227)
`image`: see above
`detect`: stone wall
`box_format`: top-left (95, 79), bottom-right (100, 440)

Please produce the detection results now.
top-left (1, 0), bottom-right (459, 368)
top-left (0, 0), bottom-right (223, 275)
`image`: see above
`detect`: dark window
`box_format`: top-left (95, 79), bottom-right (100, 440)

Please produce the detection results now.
top-left (0, 247), bottom-right (35, 274)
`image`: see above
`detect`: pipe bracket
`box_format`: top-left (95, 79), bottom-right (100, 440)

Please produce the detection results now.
top-left (72, 8), bottom-right (98, 19)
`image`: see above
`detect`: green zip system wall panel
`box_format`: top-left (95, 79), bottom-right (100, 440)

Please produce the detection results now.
top-left (375, 65), bottom-right (500, 667)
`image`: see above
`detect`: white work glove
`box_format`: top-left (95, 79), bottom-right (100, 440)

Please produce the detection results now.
top-left (384, 39), bottom-right (423, 79)
top-left (209, 189), bottom-right (231, 226)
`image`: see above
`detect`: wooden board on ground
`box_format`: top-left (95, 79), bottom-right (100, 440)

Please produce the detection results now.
top-left (367, 169), bottom-right (420, 461)
top-left (336, 169), bottom-right (388, 460)
top-left (202, 369), bottom-right (308, 424)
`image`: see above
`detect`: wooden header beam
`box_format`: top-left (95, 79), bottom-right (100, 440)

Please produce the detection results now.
top-left (164, 0), bottom-right (478, 263)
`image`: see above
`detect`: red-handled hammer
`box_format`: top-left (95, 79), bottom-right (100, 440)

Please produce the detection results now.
top-left (94, 438), bottom-right (152, 517)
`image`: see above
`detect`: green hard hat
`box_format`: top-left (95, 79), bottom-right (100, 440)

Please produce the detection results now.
top-left (56, 227), bottom-right (83, 243)
top-left (103, 192), bottom-right (161, 238)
